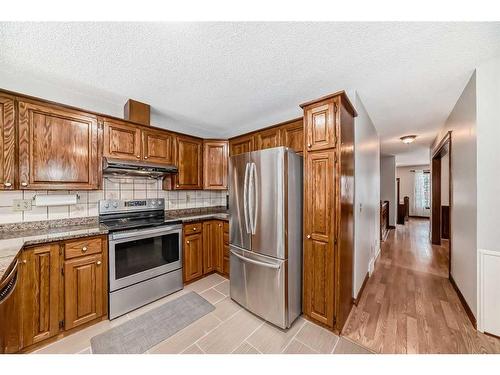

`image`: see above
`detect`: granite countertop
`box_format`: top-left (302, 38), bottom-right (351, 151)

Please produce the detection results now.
top-left (0, 208), bottom-right (230, 282)
top-left (0, 220), bottom-right (108, 282)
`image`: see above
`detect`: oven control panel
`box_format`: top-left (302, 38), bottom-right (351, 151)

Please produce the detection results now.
top-left (99, 199), bottom-right (165, 214)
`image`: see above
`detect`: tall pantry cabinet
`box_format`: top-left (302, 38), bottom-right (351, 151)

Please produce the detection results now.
top-left (300, 91), bottom-right (356, 333)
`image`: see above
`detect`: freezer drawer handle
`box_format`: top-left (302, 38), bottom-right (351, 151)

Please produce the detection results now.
top-left (230, 250), bottom-right (280, 269)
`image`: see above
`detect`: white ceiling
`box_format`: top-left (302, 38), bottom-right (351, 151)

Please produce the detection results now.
top-left (1, 22), bottom-right (500, 165)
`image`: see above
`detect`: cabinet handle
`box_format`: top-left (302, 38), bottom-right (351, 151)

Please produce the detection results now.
top-left (186, 240), bottom-right (190, 244)
top-left (136, 155), bottom-right (140, 158)
top-left (22, 259), bottom-right (27, 264)
top-left (97, 261), bottom-right (102, 265)
top-left (306, 235), bottom-right (311, 239)
top-left (176, 184), bottom-right (179, 187)
top-left (144, 156), bottom-right (148, 159)
top-left (193, 227), bottom-right (197, 231)
top-left (3, 182), bottom-right (12, 187)
top-left (21, 182), bottom-right (28, 187)
top-left (82, 246), bottom-right (88, 252)
top-left (307, 143), bottom-right (312, 148)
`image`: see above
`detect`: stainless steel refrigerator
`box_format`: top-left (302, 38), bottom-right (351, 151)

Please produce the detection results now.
top-left (229, 146), bottom-right (302, 329)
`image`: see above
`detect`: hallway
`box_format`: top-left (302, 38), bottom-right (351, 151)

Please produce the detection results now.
top-left (342, 219), bottom-right (500, 353)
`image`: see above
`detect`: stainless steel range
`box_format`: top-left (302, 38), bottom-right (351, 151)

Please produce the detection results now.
top-left (99, 198), bottom-right (183, 319)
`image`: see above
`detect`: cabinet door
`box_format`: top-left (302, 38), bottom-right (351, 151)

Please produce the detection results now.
top-left (303, 151), bottom-right (335, 328)
top-left (175, 135), bottom-right (203, 190)
top-left (202, 221), bottom-right (215, 274)
top-left (142, 129), bottom-right (174, 164)
top-left (64, 254), bottom-right (105, 330)
top-left (183, 232), bottom-right (203, 282)
top-left (18, 100), bottom-right (100, 190)
top-left (0, 95), bottom-right (16, 190)
top-left (222, 221), bottom-right (229, 276)
top-left (203, 141), bottom-right (228, 190)
top-left (20, 244), bottom-right (60, 347)
top-left (304, 99), bottom-right (337, 151)
top-left (103, 118), bottom-right (141, 161)
top-left (214, 221), bottom-right (224, 273)
top-left (229, 134), bottom-right (254, 156)
top-left (280, 119), bottom-right (304, 154)
top-left (255, 127), bottom-right (280, 150)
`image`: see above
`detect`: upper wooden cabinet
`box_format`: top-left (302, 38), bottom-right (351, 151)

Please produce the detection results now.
top-left (304, 99), bottom-right (337, 151)
top-left (203, 140), bottom-right (228, 190)
top-left (142, 128), bottom-right (174, 164)
top-left (18, 100), bottom-right (100, 190)
top-left (0, 94), bottom-right (16, 190)
top-left (280, 119), bottom-right (304, 154)
top-left (254, 127), bottom-right (280, 150)
top-left (229, 134), bottom-right (254, 156)
top-left (172, 135), bottom-right (203, 190)
top-left (103, 118), bottom-right (141, 161)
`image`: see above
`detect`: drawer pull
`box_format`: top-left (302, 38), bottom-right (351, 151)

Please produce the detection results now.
top-left (306, 235), bottom-right (311, 239)
top-left (97, 261), bottom-right (102, 266)
top-left (21, 182), bottom-right (28, 187)
top-left (193, 227), bottom-right (196, 231)
top-left (3, 182), bottom-right (12, 187)
top-left (82, 246), bottom-right (88, 252)
top-left (186, 240), bottom-right (190, 244)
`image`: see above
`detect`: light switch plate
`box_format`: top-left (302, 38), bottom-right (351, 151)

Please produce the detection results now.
top-left (13, 199), bottom-right (32, 211)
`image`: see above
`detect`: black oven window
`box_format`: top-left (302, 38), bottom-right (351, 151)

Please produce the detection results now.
top-left (114, 232), bottom-right (179, 279)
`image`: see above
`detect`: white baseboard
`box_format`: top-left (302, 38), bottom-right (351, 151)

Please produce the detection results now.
top-left (478, 248), bottom-right (500, 335)
top-left (368, 244), bottom-right (381, 276)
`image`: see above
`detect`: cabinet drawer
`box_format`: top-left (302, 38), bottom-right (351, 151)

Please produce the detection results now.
top-left (184, 222), bottom-right (202, 234)
top-left (65, 237), bottom-right (103, 259)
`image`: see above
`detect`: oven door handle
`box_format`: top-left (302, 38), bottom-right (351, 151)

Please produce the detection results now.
top-left (111, 225), bottom-right (182, 240)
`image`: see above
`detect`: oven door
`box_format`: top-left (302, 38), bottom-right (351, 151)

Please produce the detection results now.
top-left (108, 224), bottom-right (182, 292)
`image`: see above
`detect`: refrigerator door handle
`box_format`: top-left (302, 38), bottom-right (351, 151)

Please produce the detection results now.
top-left (243, 162), bottom-right (251, 234)
top-left (250, 162), bottom-right (258, 234)
top-left (230, 249), bottom-right (280, 269)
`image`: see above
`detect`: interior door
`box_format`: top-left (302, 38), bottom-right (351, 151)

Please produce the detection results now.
top-left (229, 152), bottom-right (251, 251)
top-left (249, 147), bottom-right (285, 259)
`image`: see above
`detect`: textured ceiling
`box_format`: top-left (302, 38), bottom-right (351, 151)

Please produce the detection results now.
top-left (1, 22), bottom-right (499, 165)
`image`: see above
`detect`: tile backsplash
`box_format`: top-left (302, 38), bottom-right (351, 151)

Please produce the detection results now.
top-left (0, 177), bottom-right (228, 224)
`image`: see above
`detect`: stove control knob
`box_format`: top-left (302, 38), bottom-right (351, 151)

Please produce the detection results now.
top-left (104, 203), bottom-right (110, 208)
top-left (112, 202), bottom-right (118, 208)
top-left (151, 201), bottom-right (157, 206)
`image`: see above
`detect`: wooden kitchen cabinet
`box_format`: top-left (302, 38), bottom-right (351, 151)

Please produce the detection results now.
top-left (301, 91), bottom-right (356, 333)
top-left (0, 94), bottom-right (16, 190)
top-left (280, 119), bottom-right (304, 154)
top-left (103, 118), bottom-right (142, 161)
top-left (254, 127), bottom-right (281, 150)
top-left (171, 135), bottom-right (203, 190)
top-left (64, 253), bottom-right (105, 330)
top-left (229, 134), bottom-right (254, 156)
top-left (19, 244), bottom-right (61, 347)
top-left (202, 221), bottom-right (216, 274)
top-left (142, 128), bottom-right (174, 164)
top-left (17, 99), bottom-right (100, 190)
top-left (203, 140), bottom-right (228, 190)
top-left (183, 227), bottom-right (204, 282)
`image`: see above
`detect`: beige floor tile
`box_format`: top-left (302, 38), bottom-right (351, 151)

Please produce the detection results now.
top-left (213, 297), bottom-right (241, 321)
top-left (200, 288), bottom-right (226, 304)
top-left (185, 274), bottom-right (226, 294)
top-left (333, 337), bottom-right (373, 354)
top-left (197, 309), bottom-right (264, 354)
top-left (295, 321), bottom-right (339, 353)
top-left (233, 342), bottom-right (260, 354)
top-left (181, 344), bottom-right (204, 354)
top-left (213, 280), bottom-right (230, 296)
top-left (283, 339), bottom-right (318, 354)
top-left (247, 317), bottom-right (306, 354)
top-left (149, 313), bottom-right (220, 354)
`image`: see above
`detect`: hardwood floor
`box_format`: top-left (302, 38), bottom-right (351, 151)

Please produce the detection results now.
top-left (342, 219), bottom-right (500, 353)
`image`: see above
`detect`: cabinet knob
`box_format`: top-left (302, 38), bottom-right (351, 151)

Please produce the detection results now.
top-left (82, 246), bottom-right (88, 252)
top-left (3, 182), bottom-right (12, 187)
top-left (136, 155), bottom-right (140, 158)
top-left (193, 227), bottom-right (197, 231)
top-left (21, 182), bottom-right (28, 187)
top-left (219, 224), bottom-right (222, 227)
top-left (97, 261), bottom-right (102, 266)
top-left (306, 235), bottom-right (311, 239)
top-left (144, 156), bottom-right (148, 159)
top-left (307, 143), bottom-right (312, 148)
top-left (22, 259), bottom-right (27, 264)
top-left (176, 184), bottom-right (179, 187)
top-left (186, 240), bottom-right (190, 244)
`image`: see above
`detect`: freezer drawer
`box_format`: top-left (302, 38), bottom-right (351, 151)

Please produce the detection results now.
top-left (229, 246), bottom-right (288, 328)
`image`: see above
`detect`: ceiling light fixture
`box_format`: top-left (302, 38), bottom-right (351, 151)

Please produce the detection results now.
top-left (400, 135), bottom-right (417, 144)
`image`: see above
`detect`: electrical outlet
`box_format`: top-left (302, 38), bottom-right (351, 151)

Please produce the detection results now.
top-left (13, 199), bottom-right (32, 211)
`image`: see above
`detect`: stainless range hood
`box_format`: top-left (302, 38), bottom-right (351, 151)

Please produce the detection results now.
top-left (103, 157), bottom-right (177, 179)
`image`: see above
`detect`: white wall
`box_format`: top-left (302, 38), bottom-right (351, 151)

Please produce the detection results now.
top-left (432, 72), bottom-right (477, 318)
top-left (476, 55), bottom-right (500, 335)
top-left (441, 152), bottom-right (449, 206)
top-left (353, 93), bottom-right (380, 298)
top-left (380, 155), bottom-right (396, 226)
top-left (396, 164), bottom-right (430, 217)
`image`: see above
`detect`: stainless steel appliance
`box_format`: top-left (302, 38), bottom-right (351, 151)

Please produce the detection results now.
top-left (103, 157), bottom-right (177, 178)
top-left (99, 198), bottom-right (183, 319)
top-left (229, 147), bottom-right (302, 329)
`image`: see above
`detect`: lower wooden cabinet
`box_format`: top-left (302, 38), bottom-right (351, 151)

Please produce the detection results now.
top-left (11, 235), bottom-right (108, 352)
top-left (183, 219), bottom-right (228, 283)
